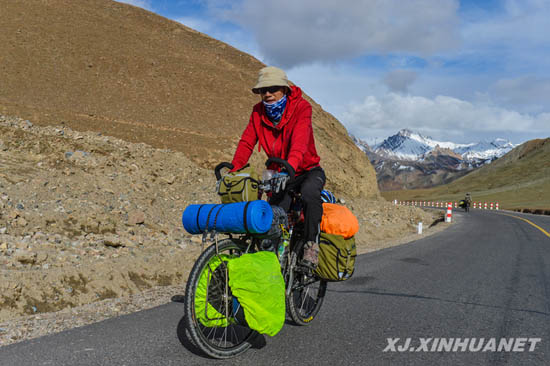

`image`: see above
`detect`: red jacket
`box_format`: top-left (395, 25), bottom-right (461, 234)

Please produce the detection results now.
top-left (231, 86), bottom-right (321, 176)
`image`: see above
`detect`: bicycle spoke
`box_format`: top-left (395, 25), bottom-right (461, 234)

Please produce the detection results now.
top-left (219, 327), bottom-right (226, 348)
top-left (231, 326), bottom-right (238, 345)
top-left (300, 287), bottom-right (310, 315)
top-left (205, 324), bottom-right (216, 340)
top-left (210, 326), bottom-right (218, 343)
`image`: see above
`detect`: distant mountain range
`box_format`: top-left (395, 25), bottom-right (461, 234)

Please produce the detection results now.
top-left (372, 129), bottom-right (516, 162)
top-left (352, 129), bottom-right (518, 191)
top-left (380, 138), bottom-right (550, 211)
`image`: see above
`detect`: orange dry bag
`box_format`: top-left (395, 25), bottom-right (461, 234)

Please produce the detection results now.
top-left (320, 203), bottom-right (359, 239)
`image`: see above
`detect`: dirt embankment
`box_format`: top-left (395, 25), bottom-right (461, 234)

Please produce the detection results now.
top-left (0, 0), bottom-right (379, 200)
top-left (0, 115), bottom-right (441, 344)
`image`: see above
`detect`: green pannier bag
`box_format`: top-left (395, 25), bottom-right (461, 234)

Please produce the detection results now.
top-left (227, 251), bottom-right (285, 336)
top-left (217, 165), bottom-right (259, 203)
top-left (314, 232), bottom-right (357, 281)
top-left (195, 254), bottom-right (235, 328)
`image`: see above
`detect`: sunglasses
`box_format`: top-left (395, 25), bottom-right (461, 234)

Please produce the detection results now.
top-left (258, 86), bottom-right (283, 94)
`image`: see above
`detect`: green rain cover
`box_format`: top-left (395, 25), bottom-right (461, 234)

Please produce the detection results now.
top-left (227, 251), bottom-right (285, 336)
top-left (195, 254), bottom-right (234, 327)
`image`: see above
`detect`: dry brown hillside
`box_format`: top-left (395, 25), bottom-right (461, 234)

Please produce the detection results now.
top-left (0, 0), bottom-right (378, 199)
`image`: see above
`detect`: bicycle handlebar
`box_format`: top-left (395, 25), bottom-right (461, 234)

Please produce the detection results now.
top-left (214, 158), bottom-right (295, 186)
top-left (214, 162), bottom-right (234, 181)
top-left (265, 157), bottom-right (295, 181)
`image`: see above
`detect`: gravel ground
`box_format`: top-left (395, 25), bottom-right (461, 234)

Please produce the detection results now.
top-left (0, 218), bottom-right (449, 347)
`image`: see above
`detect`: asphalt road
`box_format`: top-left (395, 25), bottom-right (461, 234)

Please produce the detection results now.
top-left (1, 209), bottom-right (549, 365)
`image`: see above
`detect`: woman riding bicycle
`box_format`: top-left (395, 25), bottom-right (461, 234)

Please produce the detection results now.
top-left (230, 66), bottom-right (326, 268)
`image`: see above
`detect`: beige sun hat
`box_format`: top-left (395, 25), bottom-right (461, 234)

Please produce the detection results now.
top-left (252, 66), bottom-right (290, 94)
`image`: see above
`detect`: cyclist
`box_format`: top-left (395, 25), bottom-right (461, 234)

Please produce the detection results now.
top-left (464, 193), bottom-right (472, 211)
top-left (230, 66), bottom-right (326, 268)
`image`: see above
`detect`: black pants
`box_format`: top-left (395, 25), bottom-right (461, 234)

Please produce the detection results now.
top-left (269, 167), bottom-right (326, 243)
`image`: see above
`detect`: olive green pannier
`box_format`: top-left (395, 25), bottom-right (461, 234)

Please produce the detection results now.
top-left (217, 165), bottom-right (259, 204)
top-left (314, 232), bottom-right (356, 281)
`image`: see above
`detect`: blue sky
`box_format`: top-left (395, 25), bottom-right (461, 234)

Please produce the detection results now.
top-left (116, 0), bottom-right (550, 145)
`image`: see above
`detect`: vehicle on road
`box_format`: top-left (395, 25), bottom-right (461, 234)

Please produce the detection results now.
top-left (183, 158), bottom-right (327, 359)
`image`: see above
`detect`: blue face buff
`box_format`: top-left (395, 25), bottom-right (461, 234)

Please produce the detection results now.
top-left (263, 95), bottom-right (287, 123)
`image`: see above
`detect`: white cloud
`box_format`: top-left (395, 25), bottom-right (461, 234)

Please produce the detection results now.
top-left (490, 76), bottom-right (550, 114)
top-left (286, 63), bottom-right (388, 117)
top-left (342, 93), bottom-right (550, 142)
top-left (383, 70), bottom-right (418, 93)
top-left (114, 0), bottom-right (153, 11)
top-left (208, 0), bottom-right (460, 68)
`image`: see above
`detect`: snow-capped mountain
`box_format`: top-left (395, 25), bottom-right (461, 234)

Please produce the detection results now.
top-left (350, 134), bottom-right (372, 154)
top-left (454, 138), bottom-right (516, 161)
top-left (372, 129), bottom-right (516, 162)
top-left (352, 130), bottom-right (519, 191)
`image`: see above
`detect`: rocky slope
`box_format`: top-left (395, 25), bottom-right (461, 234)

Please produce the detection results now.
top-left (0, 0), bottom-right (378, 199)
top-left (372, 147), bottom-right (471, 191)
top-left (0, 114), bottom-right (438, 327)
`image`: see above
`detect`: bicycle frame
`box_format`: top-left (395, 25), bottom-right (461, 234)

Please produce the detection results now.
top-left (183, 159), bottom-right (325, 359)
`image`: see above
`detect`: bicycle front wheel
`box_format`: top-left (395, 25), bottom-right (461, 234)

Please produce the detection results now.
top-left (286, 240), bottom-right (327, 326)
top-left (183, 239), bottom-right (256, 359)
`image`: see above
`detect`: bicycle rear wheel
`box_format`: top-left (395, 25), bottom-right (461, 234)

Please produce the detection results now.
top-left (183, 239), bottom-right (256, 359)
top-left (286, 240), bottom-right (327, 326)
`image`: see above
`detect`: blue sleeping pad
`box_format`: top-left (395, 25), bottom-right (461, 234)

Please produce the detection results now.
top-left (182, 200), bottom-right (273, 234)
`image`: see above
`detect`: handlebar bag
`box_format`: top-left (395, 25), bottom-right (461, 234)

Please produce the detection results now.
top-left (315, 232), bottom-right (357, 282)
top-left (217, 165), bottom-right (259, 203)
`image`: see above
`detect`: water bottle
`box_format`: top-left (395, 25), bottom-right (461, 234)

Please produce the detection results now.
top-left (278, 239), bottom-right (288, 260)
top-left (278, 227), bottom-right (290, 260)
